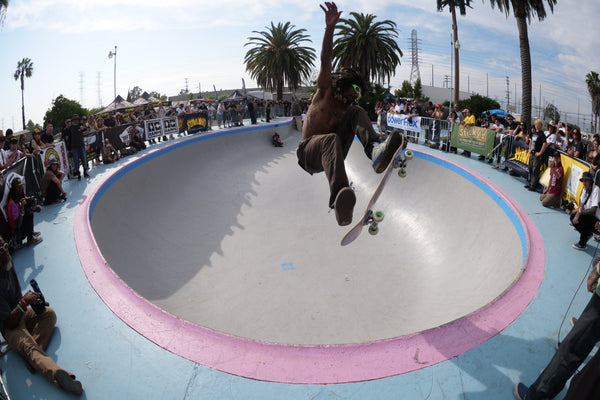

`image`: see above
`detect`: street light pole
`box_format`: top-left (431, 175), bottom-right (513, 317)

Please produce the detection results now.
top-left (108, 45), bottom-right (117, 101)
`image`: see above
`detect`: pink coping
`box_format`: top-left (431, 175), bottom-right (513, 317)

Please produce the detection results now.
top-left (74, 146), bottom-right (544, 384)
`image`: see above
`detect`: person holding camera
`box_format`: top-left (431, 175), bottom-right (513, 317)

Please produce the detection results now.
top-left (6, 177), bottom-right (42, 247)
top-left (0, 237), bottom-right (83, 395)
top-left (566, 171), bottom-right (600, 250)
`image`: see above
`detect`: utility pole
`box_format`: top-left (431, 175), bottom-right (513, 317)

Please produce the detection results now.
top-left (486, 73), bottom-right (489, 97)
top-left (505, 76), bottom-right (510, 110)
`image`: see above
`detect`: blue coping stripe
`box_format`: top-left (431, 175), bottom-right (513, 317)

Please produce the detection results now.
top-left (88, 119), bottom-right (293, 218)
top-left (413, 151), bottom-right (528, 264)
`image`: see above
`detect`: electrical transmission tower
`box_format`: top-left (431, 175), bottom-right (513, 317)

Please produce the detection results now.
top-left (409, 29), bottom-right (422, 84)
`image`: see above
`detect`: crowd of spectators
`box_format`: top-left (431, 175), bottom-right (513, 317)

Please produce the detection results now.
top-left (372, 97), bottom-right (600, 400)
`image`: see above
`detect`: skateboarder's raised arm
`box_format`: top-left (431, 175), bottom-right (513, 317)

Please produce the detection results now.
top-left (316, 2), bottom-right (341, 92)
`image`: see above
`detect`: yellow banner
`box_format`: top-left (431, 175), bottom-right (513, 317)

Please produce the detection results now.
top-left (539, 152), bottom-right (590, 206)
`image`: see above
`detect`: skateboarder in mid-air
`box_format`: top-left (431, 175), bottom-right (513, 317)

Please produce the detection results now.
top-left (296, 2), bottom-right (403, 227)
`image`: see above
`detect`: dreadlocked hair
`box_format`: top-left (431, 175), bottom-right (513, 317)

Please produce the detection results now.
top-left (332, 68), bottom-right (366, 103)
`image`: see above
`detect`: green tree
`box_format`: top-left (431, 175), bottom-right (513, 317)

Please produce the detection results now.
top-left (127, 86), bottom-right (143, 102)
top-left (586, 71), bottom-right (600, 134)
top-left (14, 57), bottom-right (34, 130)
top-left (486, 0), bottom-right (557, 128)
top-left (245, 21), bottom-right (316, 101)
top-left (332, 12), bottom-right (402, 85)
top-left (148, 91), bottom-right (168, 101)
top-left (413, 79), bottom-right (424, 100)
top-left (357, 82), bottom-right (389, 121)
top-left (436, 0), bottom-right (472, 105)
top-left (394, 80), bottom-right (414, 98)
top-left (43, 95), bottom-right (88, 128)
top-left (25, 119), bottom-right (42, 132)
top-left (458, 94), bottom-right (500, 119)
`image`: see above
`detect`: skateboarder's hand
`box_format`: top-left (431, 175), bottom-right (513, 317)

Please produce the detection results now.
top-left (320, 2), bottom-right (341, 27)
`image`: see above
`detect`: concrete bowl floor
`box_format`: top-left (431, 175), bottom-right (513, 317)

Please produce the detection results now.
top-left (91, 124), bottom-right (525, 346)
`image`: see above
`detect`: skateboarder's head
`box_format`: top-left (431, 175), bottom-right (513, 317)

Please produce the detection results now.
top-left (332, 68), bottom-right (365, 104)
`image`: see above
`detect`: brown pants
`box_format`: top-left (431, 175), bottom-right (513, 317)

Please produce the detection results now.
top-left (3, 307), bottom-right (66, 384)
top-left (297, 105), bottom-right (381, 207)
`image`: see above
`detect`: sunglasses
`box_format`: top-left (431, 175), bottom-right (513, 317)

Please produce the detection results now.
top-left (352, 84), bottom-right (361, 100)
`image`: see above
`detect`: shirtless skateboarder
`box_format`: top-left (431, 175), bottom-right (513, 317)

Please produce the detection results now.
top-left (296, 2), bottom-right (403, 227)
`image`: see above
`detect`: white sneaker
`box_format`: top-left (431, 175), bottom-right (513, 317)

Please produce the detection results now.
top-left (372, 131), bottom-right (403, 173)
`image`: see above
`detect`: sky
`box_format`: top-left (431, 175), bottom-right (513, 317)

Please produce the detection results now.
top-left (0, 0), bottom-right (599, 132)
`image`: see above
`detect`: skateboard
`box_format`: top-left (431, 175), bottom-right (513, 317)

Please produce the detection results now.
top-left (341, 140), bottom-right (413, 246)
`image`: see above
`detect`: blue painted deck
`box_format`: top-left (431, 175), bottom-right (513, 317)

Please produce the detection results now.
top-left (1, 118), bottom-right (596, 399)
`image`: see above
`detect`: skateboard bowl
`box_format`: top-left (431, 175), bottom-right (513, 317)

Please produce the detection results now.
top-left (80, 122), bottom-right (542, 383)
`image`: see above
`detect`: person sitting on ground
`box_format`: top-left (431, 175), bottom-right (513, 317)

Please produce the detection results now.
top-left (513, 256), bottom-right (600, 400)
top-left (566, 171), bottom-right (600, 250)
top-left (0, 236), bottom-right (83, 395)
top-left (101, 139), bottom-right (120, 164)
top-left (41, 157), bottom-right (67, 205)
top-left (539, 151), bottom-right (564, 208)
top-left (128, 122), bottom-right (146, 152)
top-left (6, 177), bottom-right (42, 247)
top-left (296, 2), bottom-right (403, 227)
top-left (272, 132), bottom-right (283, 147)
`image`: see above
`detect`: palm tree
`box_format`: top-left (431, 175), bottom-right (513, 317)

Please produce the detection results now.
top-left (586, 71), bottom-right (600, 134)
top-left (486, 0), bottom-right (557, 127)
top-left (0, 0), bottom-right (8, 25)
top-left (437, 0), bottom-right (472, 105)
top-left (332, 12), bottom-right (402, 85)
top-left (244, 22), bottom-right (316, 101)
top-left (14, 57), bottom-right (34, 130)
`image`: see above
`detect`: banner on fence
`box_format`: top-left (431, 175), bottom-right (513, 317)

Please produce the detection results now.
top-left (450, 124), bottom-right (495, 155)
top-left (40, 142), bottom-right (68, 173)
top-left (144, 118), bottom-right (164, 140)
top-left (386, 114), bottom-right (421, 133)
top-left (178, 112), bottom-right (208, 134)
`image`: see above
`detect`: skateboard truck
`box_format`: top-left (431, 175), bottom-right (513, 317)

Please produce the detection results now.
top-left (365, 210), bottom-right (385, 235)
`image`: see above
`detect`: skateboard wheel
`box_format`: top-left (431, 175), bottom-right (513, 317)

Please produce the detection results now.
top-left (398, 169), bottom-right (407, 177)
top-left (374, 211), bottom-right (384, 222)
top-left (404, 150), bottom-right (414, 160)
top-left (368, 225), bottom-right (379, 235)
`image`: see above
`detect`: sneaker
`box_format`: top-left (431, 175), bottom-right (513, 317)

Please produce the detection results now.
top-left (478, 155), bottom-right (485, 161)
top-left (594, 235), bottom-right (600, 243)
top-left (54, 369), bottom-right (83, 396)
top-left (27, 236), bottom-right (43, 247)
top-left (84, 172), bottom-right (90, 178)
top-left (487, 158), bottom-right (494, 164)
top-left (33, 231), bottom-right (41, 238)
top-left (503, 166), bottom-right (509, 171)
top-left (572, 242), bottom-right (586, 250)
top-left (371, 131), bottom-right (403, 173)
top-left (334, 187), bottom-right (356, 226)
top-left (492, 164), bottom-right (499, 169)
top-left (513, 382), bottom-right (529, 400)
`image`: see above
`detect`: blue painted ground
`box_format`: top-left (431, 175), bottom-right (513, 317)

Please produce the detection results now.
top-left (1, 118), bottom-right (597, 399)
